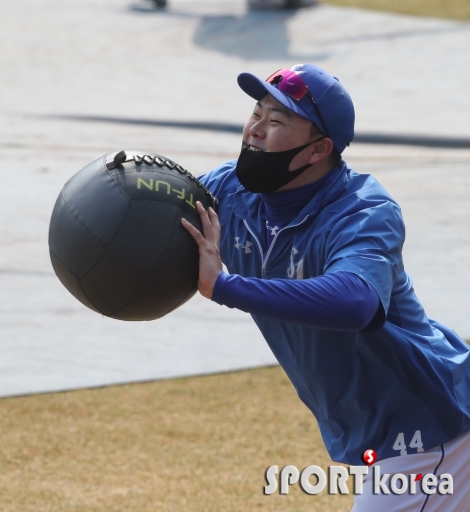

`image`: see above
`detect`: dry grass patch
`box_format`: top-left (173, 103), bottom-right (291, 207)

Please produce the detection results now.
top-left (323, 0), bottom-right (470, 21)
top-left (0, 366), bottom-right (353, 512)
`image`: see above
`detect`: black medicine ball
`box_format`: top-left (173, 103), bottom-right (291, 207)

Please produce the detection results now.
top-left (49, 151), bottom-right (217, 321)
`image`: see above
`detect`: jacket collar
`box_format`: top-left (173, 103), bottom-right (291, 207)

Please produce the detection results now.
top-left (230, 160), bottom-right (349, 229)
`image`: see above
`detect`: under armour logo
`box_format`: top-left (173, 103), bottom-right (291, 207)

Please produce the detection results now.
top-left (288, 247), bottom-right (304, 279)
top-left (266, 222), bottom-right (279, 236)
top-left (235, 237), bottom-right (252, 254)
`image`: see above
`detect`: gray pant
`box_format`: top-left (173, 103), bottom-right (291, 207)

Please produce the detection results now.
top-left (352, 431), bottom-right (470, 512)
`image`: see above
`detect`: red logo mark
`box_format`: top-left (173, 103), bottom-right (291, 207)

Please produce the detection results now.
top-left (362, 449), bottom-right (377, 466)
top-left (415, 473), bottom-right (423, 481)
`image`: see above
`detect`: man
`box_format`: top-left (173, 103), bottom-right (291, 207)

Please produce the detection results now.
top-left (181, 64), bottom-right (470, 510)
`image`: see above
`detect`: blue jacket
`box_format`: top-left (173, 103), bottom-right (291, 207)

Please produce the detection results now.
top-left (199, 159), bottom-right (470, 465)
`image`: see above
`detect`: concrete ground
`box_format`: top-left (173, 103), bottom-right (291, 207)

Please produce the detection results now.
top-left (0, 0), bottom-right (469, 396)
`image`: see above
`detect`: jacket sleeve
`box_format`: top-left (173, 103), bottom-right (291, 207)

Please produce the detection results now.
top-left (197, 160), bottom-right (238, 199)
top-left (323, 197), bottom-right (405, 315)
top-left (212, 271), bottom-right (381, 331)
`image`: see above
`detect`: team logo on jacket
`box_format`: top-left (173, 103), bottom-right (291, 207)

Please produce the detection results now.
top-left (235, 237), bottom-right (252, 254)
top-left (288, 247), bottom-right (304, 279)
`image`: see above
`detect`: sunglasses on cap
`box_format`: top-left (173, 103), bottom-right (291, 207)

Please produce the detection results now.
top-left (266, 69), bottom-right (331, 140)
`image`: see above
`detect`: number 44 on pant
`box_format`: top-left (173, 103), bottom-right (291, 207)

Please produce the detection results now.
top-left (393, 430), bottom-right (424, 456)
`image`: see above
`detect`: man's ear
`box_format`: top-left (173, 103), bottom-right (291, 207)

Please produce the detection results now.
top-left (307, 138), bottom-right (334, 165)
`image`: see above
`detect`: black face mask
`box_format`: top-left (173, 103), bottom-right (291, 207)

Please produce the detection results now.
top-left (235, 138), bottom-right (324, 194)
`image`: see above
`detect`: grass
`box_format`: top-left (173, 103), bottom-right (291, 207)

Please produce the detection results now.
top-left (323, 0), bottom-right (470, 21)
top-left (0, 366), bottom-right (353, 512)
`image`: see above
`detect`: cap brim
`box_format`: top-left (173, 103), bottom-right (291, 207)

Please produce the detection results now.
top-left (237, 72), bottom-right (325, 133)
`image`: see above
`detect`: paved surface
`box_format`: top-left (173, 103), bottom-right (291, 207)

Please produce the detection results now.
top-left (0, 0), bottom-right (469, 396)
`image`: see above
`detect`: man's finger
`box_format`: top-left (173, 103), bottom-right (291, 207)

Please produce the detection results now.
top-left (196, 201), bottom-right (216, 243)
top-left (208, 207), bottom-right (221, 246)
top-left (181, 217), bottom-right (205, 246)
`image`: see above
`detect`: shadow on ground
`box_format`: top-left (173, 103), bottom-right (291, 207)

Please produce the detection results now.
top-left (47, 114), bottom-right (470, 149)
top-left (128, 1), bottom-right (469, 60)
top-left (193, 10), bottom-right (329, 60)
top-left (128, 2), bottom-right (329, 60)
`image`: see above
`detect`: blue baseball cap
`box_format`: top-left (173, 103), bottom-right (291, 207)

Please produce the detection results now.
top-left (237, 64), bottom-right (355, 153)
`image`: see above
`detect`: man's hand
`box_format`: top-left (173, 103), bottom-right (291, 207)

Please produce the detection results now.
top-left (181, 201), bottom-right (223, 299)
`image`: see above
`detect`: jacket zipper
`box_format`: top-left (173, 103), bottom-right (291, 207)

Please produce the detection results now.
top-left (243, 216), bottom-right (309, 275)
